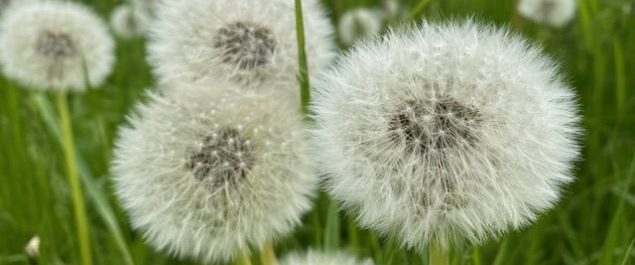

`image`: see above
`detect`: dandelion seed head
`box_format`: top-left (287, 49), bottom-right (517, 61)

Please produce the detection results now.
top-left (312, 20), bottom-right (581, 251)
top-left (112, 83), bottom-right (316, 263)
top-left (0, 1), bottom-right (114, 90)
top-left (110, 4), bottom-right (145, 39)
top-left (518, 0), bottom-right (576, 27)
top-left (338, 8), bottom-right (384, 46)
top-left (148, 0), bottom-right (335, 98)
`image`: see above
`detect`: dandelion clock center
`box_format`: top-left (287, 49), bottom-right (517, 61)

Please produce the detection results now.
top-left (388, 97), bottom-right (482, 155)
top-left (186, 128), bottom-right (256, 189)
top-left (36, 31), bottom-right (78, 59)
top-left (214, 21), bottom-right (277, 70)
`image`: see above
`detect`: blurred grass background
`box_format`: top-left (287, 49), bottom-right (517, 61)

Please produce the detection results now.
top-left (1, 0), bottom-right (634, 264)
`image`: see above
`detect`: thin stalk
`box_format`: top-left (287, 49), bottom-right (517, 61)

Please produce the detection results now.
top-left (428, 242), bottom-right (448, 265)
top-left (57, 91), bottom-right (92, 265)
top-left (409, 0), bottom-right (431, 20)
top-left (260, 241), bottom-right (278, 265)
top-left (472, 246), bottom-right (481, 265)
top-left (235, 252), bottom-right (253, 265)
top-left (294, 0), bottom-right (311, 115)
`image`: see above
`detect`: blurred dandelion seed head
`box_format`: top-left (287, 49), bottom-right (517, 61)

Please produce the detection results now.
top-left (0, 1), bottom-right (114, 90)
top-left (110, 4), bottom-right (145, 39)
top-left (338, 8), bottom-right (384, 45)
top-left (518, 0), bottom-right (576, 27)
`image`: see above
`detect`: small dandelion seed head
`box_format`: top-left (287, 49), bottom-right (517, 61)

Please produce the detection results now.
top-left (338, 8), bottom-right (384, 45)
top-left (112, 82), bottom-right (316, 263)
top-left (0, 1), bottom-right (114, 91)
top-left (110, 4), bottom-right (145, 39)
top-left (312, 19), bottom-right (581, 251)
top-left (518, 0), bottom-right (576, 27)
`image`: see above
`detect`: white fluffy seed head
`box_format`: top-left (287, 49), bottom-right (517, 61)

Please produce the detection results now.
top-left (338, 8), bottom-right (384, 46)
top-left (518, 0), bottom-right (577, 27)
top-left (280, 250), bottom-right (374, 265)
top-left (112, 83), bottom-right (316, 263)
top-left (312, 20), bottom-right (581, 251)
top-left (0, 1), bottom-right (114, 91)
top-left (109, 4), bottom-right (145, 39)
top-left (148, 0), bottom-right (335, 101)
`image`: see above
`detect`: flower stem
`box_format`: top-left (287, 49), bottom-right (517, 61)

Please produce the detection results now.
top-left (260, 241), bottom-right (278, 265)
top-left (57, 91), bottom-right (92, 265)
top-left (428, 242), bottom-right (448, 265)
top-left (294, 0), bottom-right (311, 115)
top-left (235, 252), bottom-right (252, 265)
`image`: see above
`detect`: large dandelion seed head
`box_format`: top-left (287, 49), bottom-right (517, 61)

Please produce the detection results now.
top-left (112, 83), bottom-right (316, 263)
top-left (312, 20), bottom-right (581, 250)
top-left (518, 0), bottom-right (576, 27)
top-left (281, 250), bottom-right (374, 265)
top-left (0, 1), bottom-right (114, 91)
top-left (148, 0), bottom-right (335, 98)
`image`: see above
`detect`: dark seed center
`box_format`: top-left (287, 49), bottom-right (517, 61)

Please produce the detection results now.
top-left (36, 31), bottom-right (78, 59)
top-left (388, 97), bottom-right (481, 155)
top-left (213, 21), bottom-right (276, 70)
top-left (186, 128), bottom-right (256, 189)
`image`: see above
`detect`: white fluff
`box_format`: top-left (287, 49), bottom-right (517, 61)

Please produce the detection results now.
top-left (109, 4), bottom-right (145, 39)
top-left (147, 0), bottom-right (335, 100)
top-left (0, 0), bottom-right (38, 16)
top-left (281, 250), bottom-right (374, 265)
top-left (312, 20), bottom-right (581, 251)
top-left (518, 0), bottom-right (577, 27)
top-left (338, 8), bottom-right (384, 46)
top-left (0, 1), bottom-right (114, 91)
top-left (112, 83), bottom-right (317, 263)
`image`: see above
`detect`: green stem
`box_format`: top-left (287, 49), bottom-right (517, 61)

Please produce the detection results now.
top-left (57, 92), bottom-right (92, 265)
top-left (235, 252), bottom-right (252, 265)
top-left (294, 0), bottom-right (311, 115)
top-left (260, 241), bottom-right (278, 265)
top-left (409, 0), bottom-right (431, 20)
top-left (428, 242), bottom-right (448, 265)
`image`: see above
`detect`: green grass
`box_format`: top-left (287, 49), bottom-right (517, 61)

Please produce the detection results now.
top-left (1, 0), bottom-right (634, 264)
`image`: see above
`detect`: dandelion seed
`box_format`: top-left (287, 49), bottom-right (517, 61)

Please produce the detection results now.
top-left (109, 4), bottom-right (145, 39)
top-left (0, 1), bottom-right (114, 90)
top-left (112, 83), bottom-right (316, 263)
top-left (338, 8), bottom-right (384, 46)
top-left (148, 0), bottom-right (335, 94)
top-left (518, 0), bottom-right (576, 27)
top-left (312, 20), bottom-right (581, 251)
top-left (280, 250), bottom-right (374, 265)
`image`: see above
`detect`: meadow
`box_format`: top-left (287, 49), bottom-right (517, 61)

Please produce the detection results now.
top-left (0, 0), bottom-right (634, 264)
